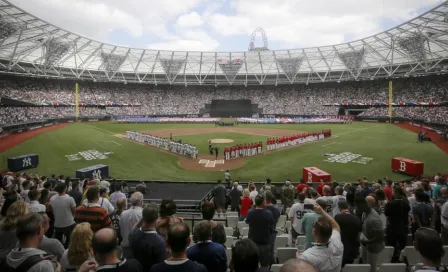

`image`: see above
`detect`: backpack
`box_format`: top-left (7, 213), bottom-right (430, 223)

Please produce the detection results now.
top-left (3, 254), bottom-right (51, 272)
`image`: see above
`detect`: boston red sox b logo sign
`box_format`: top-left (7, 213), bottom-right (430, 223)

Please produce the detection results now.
top-left (399, 161), bottom-right (407, 172)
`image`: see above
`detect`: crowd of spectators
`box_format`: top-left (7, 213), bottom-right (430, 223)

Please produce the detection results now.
top-left (0, 75), bottom-right (447, 125)
top-left (359, 107), bottom-right (448, 125)
top-left (0, 171), bottom-right (447, 272)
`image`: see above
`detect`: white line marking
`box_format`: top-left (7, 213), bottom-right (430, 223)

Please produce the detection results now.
top-left (199, 159), bottom-right (209, 164)
top-left (83, 124), bottom-right (115, 134)
top-left (321, 142), bottom-right (338, 147)
top-left (205, 161), bottom-right (216, 167)
top-left (215, 160), bottom-right (224, 164)
top-left (106, 141), bottom-right (122, 146)
top-left (334, 125), bottom-right (382, 136)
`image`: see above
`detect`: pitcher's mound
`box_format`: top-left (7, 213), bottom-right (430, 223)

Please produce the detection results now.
top-left (210, 139), bottom-right (234, 144)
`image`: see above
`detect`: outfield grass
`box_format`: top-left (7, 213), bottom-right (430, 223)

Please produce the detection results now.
top-left (0, 122), bottom-right (446, 182)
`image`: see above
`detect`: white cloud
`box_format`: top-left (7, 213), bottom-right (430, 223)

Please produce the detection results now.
top-left (11, 0), bottom-right (208, 40)
top-left (207, 0), bottom-right (443, 48)
top-left (176, 12), bottom-right (204, 28)
top-left (148, 30), bottom-right (219, 51)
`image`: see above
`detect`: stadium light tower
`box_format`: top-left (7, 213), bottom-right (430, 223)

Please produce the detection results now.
top-left (248, 27), bottom-right (269, 51)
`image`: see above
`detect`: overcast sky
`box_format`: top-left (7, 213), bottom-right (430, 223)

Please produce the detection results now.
top-left (11, 0), bottom-right (444, 51)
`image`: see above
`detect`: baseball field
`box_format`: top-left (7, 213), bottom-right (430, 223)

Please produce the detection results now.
top-left (0, 122), bottom-right (446, 182)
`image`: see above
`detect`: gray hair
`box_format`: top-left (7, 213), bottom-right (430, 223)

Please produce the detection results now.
top-left (130, 192), bottom-right (144, 206)
top-left (233, 182), bottom-right (238, 188)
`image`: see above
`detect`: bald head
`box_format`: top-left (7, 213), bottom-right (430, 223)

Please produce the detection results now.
top-left (280, 259), bottom-right (318, 272)
top-left (323, 185), bottom-right (331, 196)
top-left (92, 228), bottom-right (117, 256)
top-left (366, 196), bottom-right (376, 207)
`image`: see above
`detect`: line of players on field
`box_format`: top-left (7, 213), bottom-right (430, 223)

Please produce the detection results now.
top-left (126, 131), bottom-right (198, 159)
top-left (224, 142), bottom-right (263, 160)
top-left (266, 130), bottom-right (332, 151)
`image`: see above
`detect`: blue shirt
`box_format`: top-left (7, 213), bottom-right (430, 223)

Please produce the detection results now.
top-left (187, 241), bottom-right (227, 272)
top-left (128, 228), bottom-right (166, 271)
top-left (246, 209), bottom-right (275, 245)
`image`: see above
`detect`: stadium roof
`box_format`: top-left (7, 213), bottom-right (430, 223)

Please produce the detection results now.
top-left (1, 0), bottom-right (448, 85)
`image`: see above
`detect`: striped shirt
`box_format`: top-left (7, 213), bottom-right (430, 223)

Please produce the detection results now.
top-left (75, 203), bottom-right (111, 232)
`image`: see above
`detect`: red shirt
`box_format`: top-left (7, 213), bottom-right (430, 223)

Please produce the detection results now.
top-left (296, 183), bottom-right (309, 193)
top-left (383, 186), bottom-right (393, 201)
top-left (240, 197), bottom-right (253, 217)
top-left (317, 183), bottom-right (325, 195)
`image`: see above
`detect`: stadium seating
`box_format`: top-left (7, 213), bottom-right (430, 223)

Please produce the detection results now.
top-left (1, 75), bottom-right (447, 125)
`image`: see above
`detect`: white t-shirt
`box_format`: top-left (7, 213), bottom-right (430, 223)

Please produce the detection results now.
top-left (225, 172), bottom-right (231, 180)
top-left (289, 203), bottom-right (313, 234)
top-left (249, 190), bottom-right (258, 204)
top-left (50, 194), bottom-right (76, 228)
top-left (300, 230), bottom-right (343, 272)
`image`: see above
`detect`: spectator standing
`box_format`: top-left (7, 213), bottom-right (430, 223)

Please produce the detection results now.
top-left (49, 182), bottom-right (76, 248)
top-left (289, 193), bottom-right (313, 246)
top-left (0, 192), bottom-right (18, 219)
top-left (230, 239), bottom-right (271, 272)
top-left (212, 180), bottom-right (227, 215)
top-left (82, 187), bottom-right (114, 213)
top-left (187, 220), bottom-right (227, 272)
top-left (358, 197), bottom-right (385, 272)
top-left (156, 198), bottom-right (184, 239)
top-left (383, 181), bottom-right (393, 201)
top-left (68, 181), bottom-right (83, 206)
top-left (245, 194), bottom-right (275, 269)
top-left (109, 182), bottom-right (126, 209)
top-left (413, 228), bottom-right (446, 272)
top-left (60, 223), bottom-right (95, 272)
top-left (249, 184), bottom-right (258, 205)
top-left (150, 222), bottom-right (207, 272)
top-left (195, 202), bottom-right (226, 246)
top-left (384, 186), bottom-right (410, 261)
top-left (0, 201), bottom-right (28, 267)
top-left (92, 228), bottom-right (142, 272)
top-left (129, 203), bottom-right (166, 272)
top-left (281, 180), bottom-right (295, 214)
top-left (28, 189), bottom-right (46, 214)
top-left (20, 180), bottom-right (31, 203)
top-left (302, 200), bottom-right (327, 249)
top-left (38, 213), bottom-right (64, 261)
top-left (264, 191), bottom-right (280, 264)
top-left (412, 190), bottom-right (435, 238)
top-left (230, 182), bottom-right (242, 216)
top-left (120, 192), bottom-right (144, 258)
top-left (75, 186), bottom-right (111, 232)
top-left (109, 197), bottom-right (127, 244)
top-left (299, 204), bottom-right (343, 272)
top-left (6, 213), bottom-right (59, 271)
top-left (441, 197), bottom-right (448, 244)
top-left (224, 170), bottom-right (231, 187)
top-left (334, 200), bottom-right (362, 267)
top-left (240, 189), bottom-right (252, 221)
top-left (296, 179), bottom-right (309, 194)
top-left (433, 178), bottom-right (447, 200)
top-left (360, 182), bottom-right (373, 198)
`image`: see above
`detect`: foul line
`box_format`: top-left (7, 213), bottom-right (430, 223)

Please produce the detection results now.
top-left (321, 142), bottom-right (338, 148)
top-left (334, 125), bottom-right (382, 136)
top-left (83, 124), bottom-right (115, 134)
top-left (105, 141), bottom-right (122, 146)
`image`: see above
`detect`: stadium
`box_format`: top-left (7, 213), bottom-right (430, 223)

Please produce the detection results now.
top-left (0, 0), bottom-right (447, 271)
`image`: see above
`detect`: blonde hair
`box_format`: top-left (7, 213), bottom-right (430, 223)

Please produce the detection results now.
top-left (2, 201), bottom-right (28, 231)
top-left (68, 223), bottom-right (93, 265)
top-left (243, 189), bottom-right (250, 197)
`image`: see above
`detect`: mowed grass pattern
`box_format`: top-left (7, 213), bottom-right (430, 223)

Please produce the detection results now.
top-left (0, 122), bottom-right (446, 182)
